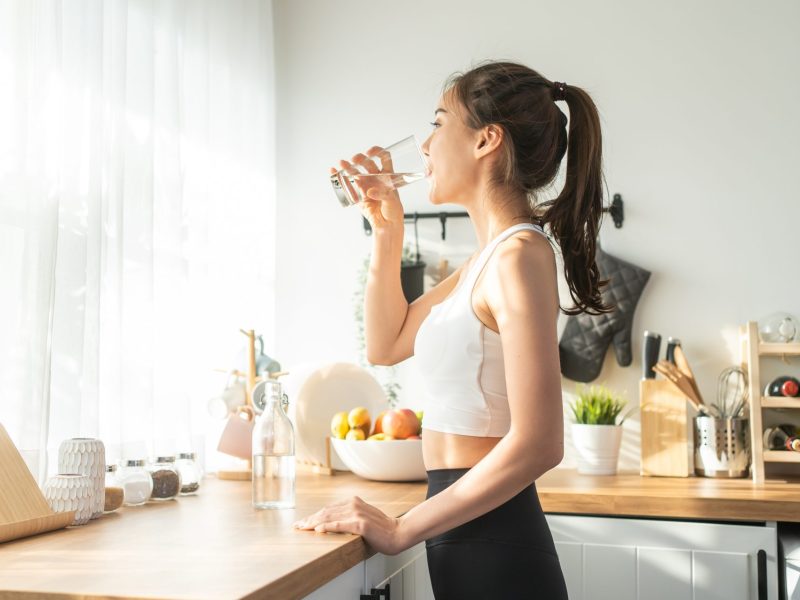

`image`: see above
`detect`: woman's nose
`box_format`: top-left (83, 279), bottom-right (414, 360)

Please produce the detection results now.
top-left (420, 134), bottom-right (431, 156)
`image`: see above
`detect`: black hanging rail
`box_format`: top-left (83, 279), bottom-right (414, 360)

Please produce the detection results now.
top-left (361, 194), bottom-right (624, 236)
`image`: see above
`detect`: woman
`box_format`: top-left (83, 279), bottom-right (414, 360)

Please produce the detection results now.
top-left (294, 60), bottom-right (613, 599)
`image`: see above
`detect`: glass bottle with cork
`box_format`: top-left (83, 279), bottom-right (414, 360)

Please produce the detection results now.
top-left (252, 380), bottom-right (295, 509)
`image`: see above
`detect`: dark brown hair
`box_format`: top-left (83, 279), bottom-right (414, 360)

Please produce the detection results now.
top-left (444, 60), bottom-right (614, 316)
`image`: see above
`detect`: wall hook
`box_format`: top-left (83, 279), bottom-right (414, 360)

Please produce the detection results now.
top-left (606, 194), bottom-right (624, 228)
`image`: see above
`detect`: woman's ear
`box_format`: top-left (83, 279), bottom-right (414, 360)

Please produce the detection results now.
top-left (474, 124), bottom-right (504, 158)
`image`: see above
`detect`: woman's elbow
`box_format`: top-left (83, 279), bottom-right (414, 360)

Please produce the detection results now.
top-left (548, 444), bottom-right (565, 469)
top-left (366, 349), bottom-right (393, 366)
top-left (509, 431), bottom-right (563, 474)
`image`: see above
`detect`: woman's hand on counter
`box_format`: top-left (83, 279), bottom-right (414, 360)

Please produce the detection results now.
top-left (292, 495), bottom-right (409, 555)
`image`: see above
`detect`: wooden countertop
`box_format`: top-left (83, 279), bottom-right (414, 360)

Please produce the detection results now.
top-left (0, 471), bottom-right (423, 600)
top-left (1, 466), bottom-right (799, 599)
top-left (537, 467), bottom-right (800, 523)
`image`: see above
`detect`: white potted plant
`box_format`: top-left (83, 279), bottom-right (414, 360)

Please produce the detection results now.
top-left (568, 383), bottom-right (636, 475)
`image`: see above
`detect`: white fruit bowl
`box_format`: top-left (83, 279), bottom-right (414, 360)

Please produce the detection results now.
top-left (330, 438), bottom-right (427, 482)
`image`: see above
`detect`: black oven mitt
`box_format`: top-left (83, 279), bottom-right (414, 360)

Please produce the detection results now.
top-left (559, 246), bottom-right (651, 382)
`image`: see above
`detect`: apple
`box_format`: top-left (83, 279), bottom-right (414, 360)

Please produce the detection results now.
top-left (396, 408), bottom-right (421, 435)
top-left (382, 408), bottom-right (421, 440)
top-left (372, 410), bottom-right (388, 435)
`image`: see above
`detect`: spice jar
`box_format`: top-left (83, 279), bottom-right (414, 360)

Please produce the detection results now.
top-left (103, 464), bottom-right (124, 512)
top-left (146, 456), bottom-right (181, 501)
top-left (119, 459), bottom-right (153, 506)
top-left (176, 452), bottom-right (202, 495)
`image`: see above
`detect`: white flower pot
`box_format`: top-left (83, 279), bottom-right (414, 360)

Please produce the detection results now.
top-left (43, 474), bottom-right (94, 526)
top-left (58, 438), bottom-right (106, 519)
top-left (571, 423), bottom-right (624, 475)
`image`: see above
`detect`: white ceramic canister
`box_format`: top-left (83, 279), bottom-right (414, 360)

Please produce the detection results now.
top-left (43, 474), bottom-right (94, 526)
top-left (58, 438), bottom-right (106, 519)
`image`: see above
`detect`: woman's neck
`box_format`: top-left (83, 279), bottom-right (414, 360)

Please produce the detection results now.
top-left (465, 192), bottom-right (533, 250)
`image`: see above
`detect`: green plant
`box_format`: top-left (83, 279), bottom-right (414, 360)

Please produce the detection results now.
top-left (568, 383), bottom-right (636, 425)
top-left (353, 253), bottom-right (401, 408)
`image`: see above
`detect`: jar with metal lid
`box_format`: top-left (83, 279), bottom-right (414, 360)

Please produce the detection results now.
top-left (176, 452), bottom-right (202, 495)
top-left (103, 464), bottom-right (124, 512)
top-left (119, 459), bottom-right (153, 506)
top-left (146, 456), bottom-right (181, 501)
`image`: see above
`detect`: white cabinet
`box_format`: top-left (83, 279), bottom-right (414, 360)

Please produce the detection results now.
top-left (547, 514), bottom-right (778, 600)
top-left (304, 516), bottom-right (779, 600)
top-left (365, 541), bottom-right (433, 600)
top-left (302, 560), bottom-right (365, 600)
top-left (301, 542), bottom-right (433, 600)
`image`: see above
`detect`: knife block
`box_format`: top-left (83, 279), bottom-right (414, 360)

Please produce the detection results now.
top-left (639, 379), bottom-right (694, 477)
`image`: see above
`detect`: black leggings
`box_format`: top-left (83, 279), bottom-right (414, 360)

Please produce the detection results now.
top-left (424, 467), bottom-right (569, 600)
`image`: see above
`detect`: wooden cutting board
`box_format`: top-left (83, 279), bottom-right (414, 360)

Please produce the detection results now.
top-left (639, 379), bottom-right (693, 477)
top-left (0, 423), bottom-right (74, 543)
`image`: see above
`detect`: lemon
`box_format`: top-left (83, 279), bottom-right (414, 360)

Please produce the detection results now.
top-left (345, 428), bottom-right (365, 441)
top-left (348, 407), bottom-right (371, 431)
top-left (330, 411), bottom-right (350, 439)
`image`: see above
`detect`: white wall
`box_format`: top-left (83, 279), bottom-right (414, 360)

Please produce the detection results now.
top-left (272, 0), bottom-right (800, 472)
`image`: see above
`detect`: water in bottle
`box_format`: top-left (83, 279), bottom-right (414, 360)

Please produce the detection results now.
top-left (252, 381), bottom-right (296, 509)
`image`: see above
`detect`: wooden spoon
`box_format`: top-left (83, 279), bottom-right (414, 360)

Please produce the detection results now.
top-left (673, 346), bottom-right (705, 406)
top-left (654, 361), bottom-right (711, 415)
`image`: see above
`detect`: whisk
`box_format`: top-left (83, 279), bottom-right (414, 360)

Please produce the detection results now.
top-left (712, 366), bottom-right (748, 418)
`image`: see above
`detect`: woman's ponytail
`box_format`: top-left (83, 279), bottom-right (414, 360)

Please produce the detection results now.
top-left (537, 82), bottom-right (614, 316)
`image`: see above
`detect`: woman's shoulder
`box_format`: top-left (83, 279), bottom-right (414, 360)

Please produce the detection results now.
top-left (495, 227), bottom-right (555, 267)
top-left (475, 228), bottom-right (560, 324)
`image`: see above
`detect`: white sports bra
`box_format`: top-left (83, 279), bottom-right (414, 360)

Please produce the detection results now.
top-left (413, 222), bottom-right (548, 437)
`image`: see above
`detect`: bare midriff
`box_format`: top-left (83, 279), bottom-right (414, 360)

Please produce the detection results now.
top-left (421, 427), bottom-right (503, 470)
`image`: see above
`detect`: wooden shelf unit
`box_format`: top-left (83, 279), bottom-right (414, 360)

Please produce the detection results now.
top-left (740, 320), bottom-right (800, 484)
top-left (763, 450), bottom-right (800, 464)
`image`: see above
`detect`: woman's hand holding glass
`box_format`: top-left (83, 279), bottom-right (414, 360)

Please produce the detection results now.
top-left (329, 146), bottom-right (405, 232)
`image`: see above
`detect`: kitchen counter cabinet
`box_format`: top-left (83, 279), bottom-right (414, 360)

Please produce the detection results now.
top-left (1, 466), bottom-right (798, 599)
top-left (304, 541), bottom-right (433, 600)
top-left (0, 471), bottom-right (427, 600)
top-left (549, 514), bottom-right (777, 600)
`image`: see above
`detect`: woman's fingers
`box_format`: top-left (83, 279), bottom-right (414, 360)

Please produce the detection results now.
top-left (314, 519), bottom-right (363, 535)
top-left (293, 497), bottom-right (368, 530)
top-left (366, 146), bottom-right (393, 173)
top-left (294, 506), bottom-right (357, 530)
top-left (338, 159), bottom-right (359, 175)
top-left (351, 153), bottom-right (380, 174)
top-left (295, 496), bottom-right (358, 521)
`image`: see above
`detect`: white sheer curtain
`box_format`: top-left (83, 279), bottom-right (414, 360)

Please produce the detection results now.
top-left (0, 0), bottom-right (276, 484)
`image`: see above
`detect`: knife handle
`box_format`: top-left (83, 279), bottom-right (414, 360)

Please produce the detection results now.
top-left (666, 337), bottom-right (681, 365)
top-left (643, 331), bottom-right (661, 379)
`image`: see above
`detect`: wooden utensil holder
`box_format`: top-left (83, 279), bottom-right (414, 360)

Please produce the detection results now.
top-left (640, 379), bottom-right (693, 477)
top-left (0, 423), bottom-right (75, 544)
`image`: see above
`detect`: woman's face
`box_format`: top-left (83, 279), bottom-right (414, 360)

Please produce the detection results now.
top-left (420, 91), bottom-right (482, 206)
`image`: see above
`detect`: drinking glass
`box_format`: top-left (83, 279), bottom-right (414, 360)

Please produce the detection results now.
top-left (330, 135), bottom-right (429, 207)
